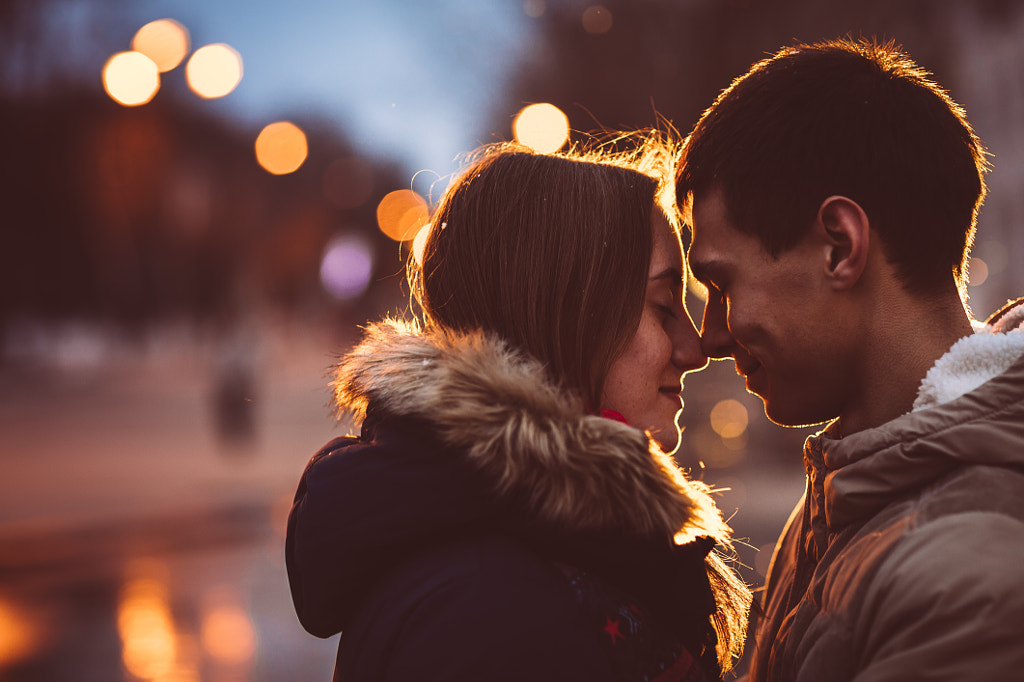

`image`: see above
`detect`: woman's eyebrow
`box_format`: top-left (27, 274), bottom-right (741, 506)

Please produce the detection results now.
top-left (651, 262), bottom-right (684, 278)
top-left (649, 267), bottom-right (684, 286)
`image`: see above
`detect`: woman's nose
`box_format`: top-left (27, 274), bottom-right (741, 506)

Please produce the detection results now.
top-left (699, 296), bottom-right (734, 359)
top-left (673, 309), bottom-right (709, 373)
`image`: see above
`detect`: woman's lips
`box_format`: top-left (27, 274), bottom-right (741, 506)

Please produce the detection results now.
top-left (659, 386), bottom-right (683, 404)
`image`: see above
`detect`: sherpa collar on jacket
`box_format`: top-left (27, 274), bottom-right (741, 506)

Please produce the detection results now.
top-left (332, 319), bottom-right (731, 546)
top-left (802, 299), bottom-right (1024, 545)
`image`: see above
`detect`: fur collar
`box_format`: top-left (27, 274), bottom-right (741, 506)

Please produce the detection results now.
top-left (332, 319), bottom-right (730, 545)
top-left (913, 299), bottom-right (1024, 412)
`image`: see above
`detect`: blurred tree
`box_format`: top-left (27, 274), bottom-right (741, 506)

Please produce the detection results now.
top-left (494, 0), bottom-right (1015, 145)
top-left (0, 0), bottom-right (411, 334)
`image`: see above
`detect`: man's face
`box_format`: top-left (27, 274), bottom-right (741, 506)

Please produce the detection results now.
top-left (687, 189), bottom-right (851, 427)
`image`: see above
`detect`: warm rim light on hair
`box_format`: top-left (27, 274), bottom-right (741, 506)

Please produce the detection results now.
top-left (132, 19), bottom-right (190, 72)
top-left (513, 103), bottom-right (569, 153)
top-left (103, 51), bottom-right (160, 106)
top-left (255, 121), bottom-right (308, 175)
top-left (377, 189), bottom-right (429, 242)
top-left (186, 43), bottom-right (243, 99)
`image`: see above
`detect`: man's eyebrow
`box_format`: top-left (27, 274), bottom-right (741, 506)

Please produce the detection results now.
top-left (687, 258), bottom-right (726, 284)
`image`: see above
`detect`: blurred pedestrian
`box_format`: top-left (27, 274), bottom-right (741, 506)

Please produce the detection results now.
top-left (678, 37), bottom-right (1024, 682)
top-left (287, 140), bottom-right (750, 681)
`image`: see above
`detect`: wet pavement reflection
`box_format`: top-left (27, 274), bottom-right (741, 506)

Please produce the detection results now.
top-left (0, 504), bottom-right (339, 681)
top-left (0, 320), bottom-right (347, 681)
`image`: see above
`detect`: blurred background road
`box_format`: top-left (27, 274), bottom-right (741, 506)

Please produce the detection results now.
top-left (2, 0), bottom-right (1022, 679)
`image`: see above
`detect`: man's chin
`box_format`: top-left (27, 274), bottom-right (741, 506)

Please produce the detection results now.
top-left (761, 399), bottom-right (833, 429)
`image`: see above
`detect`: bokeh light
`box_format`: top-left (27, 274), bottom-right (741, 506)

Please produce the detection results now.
top-left (186, 43), bottom-right (243, 99)
top-left (102, 51), bottom-right (160, 106)
top-left (974, 240), bottom-right (1008, 276)
top-left (319, 234), bottom-right (374, 301)
top-left (524, 0), bottom-right (546, 18)
top-left (132, 19), bottom-right (190, 72)
top-left (513, 103), bottom-right (569, 153)
top-left (255, 122), bottom-right (308, 175)
top-left (0, 597), bottom-right (43, 669)
top-left (582, 5), bottom-right (614, 34)
top-left (411, 224), bottom-right (432, 266)
top-left (322, 157), bottom-right (374, 209)
top-left (376, 189), bottom-right (429, 242)
top-left (710, 399), bottom-right (749, 439)
top-left (967, 256), bottom-right (989, 287)
top-left (200, 588), bottom-right (256, 665)
top-left (118, 570), bottom-right (177, 679)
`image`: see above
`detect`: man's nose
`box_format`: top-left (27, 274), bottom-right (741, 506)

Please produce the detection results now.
top-left (699, 296), bottom-right (734, 359)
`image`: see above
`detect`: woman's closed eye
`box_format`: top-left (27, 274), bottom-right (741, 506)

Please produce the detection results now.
top-left (655, 302), bottom-right (679, 320)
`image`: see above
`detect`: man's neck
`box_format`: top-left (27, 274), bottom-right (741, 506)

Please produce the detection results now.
top-left (836, 291), bottom-right (973, 437)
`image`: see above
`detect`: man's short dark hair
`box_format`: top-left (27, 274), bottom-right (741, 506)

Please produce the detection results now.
top-left (677, 38), bottom-right (989, 295)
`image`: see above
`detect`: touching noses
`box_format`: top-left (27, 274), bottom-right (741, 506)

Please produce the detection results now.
top-left (699, 295), bottom-right (734, 360)
top-left (671, 310), bottom-right (709, 374)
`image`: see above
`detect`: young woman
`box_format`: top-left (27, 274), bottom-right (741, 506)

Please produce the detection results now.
top-left (286, 141), bottom-right (750, 681)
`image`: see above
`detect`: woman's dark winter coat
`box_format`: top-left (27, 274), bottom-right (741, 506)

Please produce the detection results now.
top-left (286, 320), bottom-right (739, 681)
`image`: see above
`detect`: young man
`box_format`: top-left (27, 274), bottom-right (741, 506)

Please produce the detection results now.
top-left (678, 39), bottom-right (1024, 682)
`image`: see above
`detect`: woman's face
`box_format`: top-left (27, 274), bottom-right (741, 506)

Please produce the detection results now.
top-left (600, 209), bottom-right (708, 452)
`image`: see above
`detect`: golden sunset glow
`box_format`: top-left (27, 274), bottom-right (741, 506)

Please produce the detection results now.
top-left (102, 51), bottom-right (160, 106)
top-left (255, 122), bottom-right (308, 175)
top-left (582, 5), bottom-right (613, 34)
top-left (710, 399), bottom-right (749, 439)
top-left (132, 19), bottom-right (190, 72)
top-left (377, 189), bottom-right (429, 242)
top-left (513, 103), bottom-right (569, 153)
top-left (186, 44), bottom-right (243, 99)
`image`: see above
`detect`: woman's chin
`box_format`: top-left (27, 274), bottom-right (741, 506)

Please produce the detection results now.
top-left (652, 424), bottom-right (681, 453)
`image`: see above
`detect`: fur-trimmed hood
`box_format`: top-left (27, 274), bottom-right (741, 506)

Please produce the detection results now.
top-left (332, 319), bottom-right (730, 545)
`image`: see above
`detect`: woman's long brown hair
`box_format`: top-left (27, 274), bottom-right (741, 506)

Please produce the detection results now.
top-left (408, 138), bottom-right (750, 670)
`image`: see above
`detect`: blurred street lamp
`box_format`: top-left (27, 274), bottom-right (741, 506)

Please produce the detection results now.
top-left (103, 51), bottom-right (160, 106)
top-left (255, 122), bottom-right (308, 175)
top-left (513, 103), bottom-right (569, 153)
top-left (186, 44), bottom-right (243, 99)
top-left (132, 19), bottom-right (190, 72)
top-left (376, 189), bottom-right (429, 242)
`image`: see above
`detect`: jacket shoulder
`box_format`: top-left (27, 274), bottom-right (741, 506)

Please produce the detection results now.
top-left (852, 507), bottom-right (1024, 681)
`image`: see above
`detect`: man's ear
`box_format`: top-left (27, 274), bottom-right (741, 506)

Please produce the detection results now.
top-left (817, 195), bottom-right (870, 290)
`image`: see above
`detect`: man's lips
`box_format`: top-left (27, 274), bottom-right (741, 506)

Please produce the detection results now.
top-left (734, 357), bottom-right (761, 378)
